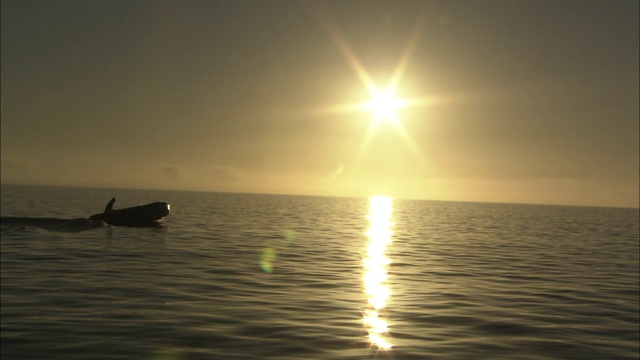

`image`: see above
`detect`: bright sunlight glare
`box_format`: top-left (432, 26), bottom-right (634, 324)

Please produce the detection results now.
top-left (366, 87), bottom-right (401, 124)
top-left (363, 196), bottom-right (394, 349)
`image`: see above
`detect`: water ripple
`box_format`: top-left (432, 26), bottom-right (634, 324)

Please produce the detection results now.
top-left (1, 188), bottom-right (638, 359)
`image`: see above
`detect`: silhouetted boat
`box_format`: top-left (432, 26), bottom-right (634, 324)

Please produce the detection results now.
top-left (89, 202), bottom-right (170, 227)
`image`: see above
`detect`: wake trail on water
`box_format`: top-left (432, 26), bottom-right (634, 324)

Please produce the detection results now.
top-left (0, 217), bottom-right (105, 233)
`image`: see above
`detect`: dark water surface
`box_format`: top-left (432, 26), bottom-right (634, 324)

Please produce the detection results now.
top-left (1, 185), bottom-right (638, 359)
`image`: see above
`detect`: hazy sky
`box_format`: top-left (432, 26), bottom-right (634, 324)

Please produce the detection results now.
top-left (2, 0), bottom-right (638, 208)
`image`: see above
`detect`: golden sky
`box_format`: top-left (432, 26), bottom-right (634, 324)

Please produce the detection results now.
top-left (1, 0), bottom-right (638, 208)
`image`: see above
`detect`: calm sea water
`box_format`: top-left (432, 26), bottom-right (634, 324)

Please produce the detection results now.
top-left (1, 185), bottom-right (638, 360)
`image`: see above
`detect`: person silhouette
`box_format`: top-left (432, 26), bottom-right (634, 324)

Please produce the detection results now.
top-left (104, 198), bottom-right (116, 214)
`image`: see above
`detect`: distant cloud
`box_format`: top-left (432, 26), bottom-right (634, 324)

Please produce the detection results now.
top-left (1, 154), bottom-right (31, 169)
top-left (209, 166), bottom-right (242, 182)
top-left (161, 165), bottom-right (182, 179)
top-left (1, 154), bottom-right (35, 182)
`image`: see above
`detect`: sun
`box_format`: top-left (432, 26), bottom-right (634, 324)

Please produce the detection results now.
top-left (310, 2), bottom-right (437, 160)
top-left (366, 87), bottom-right (400, 124)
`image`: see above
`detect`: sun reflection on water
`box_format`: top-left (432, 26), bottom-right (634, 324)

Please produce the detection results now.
top-left (363, 196), bottom-right (394, 349)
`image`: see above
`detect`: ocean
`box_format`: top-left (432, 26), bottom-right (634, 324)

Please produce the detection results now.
top-left (1, 184), bottom-right (638, 359)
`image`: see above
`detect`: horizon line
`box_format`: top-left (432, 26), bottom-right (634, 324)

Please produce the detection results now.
top-left (2, 182), bottom-right (638, 210)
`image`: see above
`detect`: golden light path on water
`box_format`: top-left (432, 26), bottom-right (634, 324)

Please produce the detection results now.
top-left (363, 196), bottom-right (394, 349)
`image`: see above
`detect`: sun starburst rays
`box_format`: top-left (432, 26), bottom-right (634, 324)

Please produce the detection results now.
top-left (307, 5), bottom-right (442, 349)
top-left (310, 3), bottom-right (435, 167)
top-left (366, 87), bottom-right (401, 125)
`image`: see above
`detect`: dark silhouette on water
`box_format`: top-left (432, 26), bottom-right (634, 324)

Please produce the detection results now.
top-left (105, 197), bottom-right (116, 214)
top-left (88, 198), bottom-right (170, 227)
top-left (1, 198), bottom-right (170, 232)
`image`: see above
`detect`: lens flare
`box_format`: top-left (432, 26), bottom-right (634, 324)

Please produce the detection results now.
top-left (363, 196), bottom-right (394, 349)
top-left (260, 247), bottom-right (276, 273)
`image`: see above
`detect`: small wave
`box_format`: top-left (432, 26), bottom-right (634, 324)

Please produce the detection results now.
top-left (0, 217), bottom-right (104, 233)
